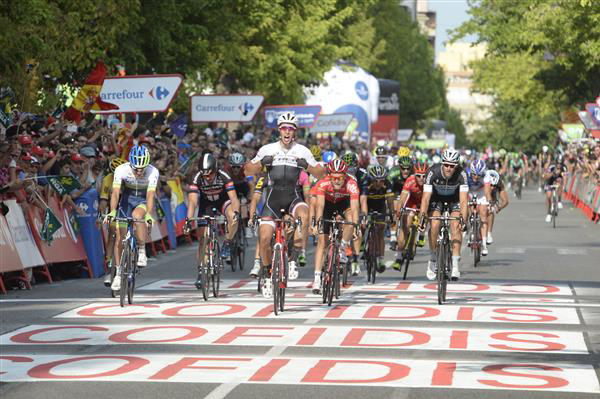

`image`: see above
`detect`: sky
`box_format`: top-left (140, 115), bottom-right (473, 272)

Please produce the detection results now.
top-left (427, 0), bottom-right (477, 60)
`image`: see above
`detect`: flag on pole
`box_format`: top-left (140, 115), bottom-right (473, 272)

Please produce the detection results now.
top-left (170, 114), bottom-right (188, 138)
top-left (41, 207), bottom-right (62, 245)
top-left (48, 176), bottom-right (82, 196)
top-left (64, 61), bottom-right (118, 123)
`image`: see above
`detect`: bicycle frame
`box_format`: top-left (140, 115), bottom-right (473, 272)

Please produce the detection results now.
top-left (114, 216), bottom-right (145, 307)
top-left (321, 213), bottom-right (356, 305)
top-left (363, 211), bottom-right (388, 284)
top-left (467, 196), bottom-right (482, 267)
top-left (429, 208), bottom-right (461, 304)
top-left (398, 207), bottom-right (419, 280)
top-left (191, 210), bottom-right (227, 300)
top-left (270, 210), bottom-right (300, 315)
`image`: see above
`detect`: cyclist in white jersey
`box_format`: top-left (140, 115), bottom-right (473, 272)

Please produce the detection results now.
top-left (245, 112), bottom-right (324, 297)
top-left (106, 145), bottom-right (159, 291)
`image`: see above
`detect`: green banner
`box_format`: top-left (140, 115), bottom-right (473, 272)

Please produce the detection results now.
top-left (41, 207), bottom-right (62, 245)
top-left (48, 175), bottom-right (82, 196)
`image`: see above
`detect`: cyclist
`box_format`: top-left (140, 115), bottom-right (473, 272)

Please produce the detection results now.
top-left (543, 162), bottom-right (567, 223)
top-left (388, 156), bottom-right (414, 248)
top-left (466, 159), bottom-right (493, 256)
top-left (312, 159), bottom-right (360, 294)
top-left (392, 160), bottom-right (427, 271)
top-left (360, 164), bottom-right (394, 273)
top-left (374, 146), bottom-right (390, 169)
top-left (225, 152), bottom-right (253, 238)
top-left (185, 153), bottom-right (240, 287)
top-left (509, 151), bottom-right (528, 195)
top-left (342, 151), bottom-right (363, 275)
top-left (105, 145), bottom-right (159, 292)
top-left (419, 148), bottom-right (468, 281)
top-left (244, 112), bottom-right (324, 296)
top-left (99, 156), bottom-right (126, 287)
top-left (486, 169), bottom-right (509, 244)
top-left (538, 145), bottom-right (551, 192)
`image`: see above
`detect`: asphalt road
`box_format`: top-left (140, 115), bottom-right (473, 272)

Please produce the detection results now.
top-left (1, 187), bottom-right (599, 399)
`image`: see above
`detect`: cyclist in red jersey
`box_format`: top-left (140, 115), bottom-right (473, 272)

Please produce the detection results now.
top-left (392, 161), bottom-right (427, 270)
top-left (312, 159), bottom-right (360, 294)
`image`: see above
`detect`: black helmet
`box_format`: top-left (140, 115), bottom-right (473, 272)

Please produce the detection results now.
top-left (375, 146), bottom-right (386, 156)
top-left (199, 153), bottom-right (217, 174)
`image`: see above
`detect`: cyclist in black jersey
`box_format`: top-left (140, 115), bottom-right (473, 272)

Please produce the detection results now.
top-left (244, 112), bottom-right (324, 297)
top-left (419, 149), bottom-right (468, 281)
top-left (486, 170), bottom-right (509, 244)
top-left (185, 153), bottom-right (240, 287)
top-left (543, 162), bottom-right (567, 222)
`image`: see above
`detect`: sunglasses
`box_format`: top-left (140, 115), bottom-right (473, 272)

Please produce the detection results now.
top-left (330, 174), bottom-right (345, 182)
top-left (442, 163), bottom-right (457, 169)
top-left (279, 126), bottom-right (296, 132)
top-left (400, 167), bottom-right (411, 171)
top-left (414, 174), bottom-right (425, 178)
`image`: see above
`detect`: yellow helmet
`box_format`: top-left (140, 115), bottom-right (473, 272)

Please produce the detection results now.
top-left (109, 157), bottom-right (127, 173)
top-left (397, 146), bottom-right (411, 157)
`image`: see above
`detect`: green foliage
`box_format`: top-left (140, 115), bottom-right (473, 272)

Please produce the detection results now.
top-left (452, 0), bottom-right (600, 150)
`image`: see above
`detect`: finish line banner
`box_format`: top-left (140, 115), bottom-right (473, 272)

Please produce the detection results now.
top-left (263, 105), bottom-right (321, 129)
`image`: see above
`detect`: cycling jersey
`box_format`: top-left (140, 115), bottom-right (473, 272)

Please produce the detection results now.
top-left (224, 164), bottom-right (251, 200)
top-left (312, 175), bottom-right (359, 204)
top-left (190, 170), bottom-right (235, 216)
top-left (467, 170), bottom-right (493, 205)
top-left (423, 163), bottom-right (468, 212)
top-left (401, 175), bottom-right (423, 210)
top-left (510, 158), bottom-right (525, 171)
top-left (388, 166), bottom-right (411, 195)
top-left (544, 164), bottom-right (567, 190)
top-left (360, 177), bottom-right (393, 213)
top-left (100, 172), bottom-right (113, 200)
top-left (252, 141), bottom-right (317, 219)
top-left (112, 163), bottom-right (160, 217)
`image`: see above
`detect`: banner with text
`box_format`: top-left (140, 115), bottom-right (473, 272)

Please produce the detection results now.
top-left (190, 95), bottom-right (263, 122)
top-left (264, 105), bottom-right (321, 129)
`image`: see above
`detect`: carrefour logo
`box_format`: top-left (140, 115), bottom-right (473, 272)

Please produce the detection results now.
top-left (149, 86), bottom-right (170, 100)
top-left (355, 81), bottom-right (369, 100)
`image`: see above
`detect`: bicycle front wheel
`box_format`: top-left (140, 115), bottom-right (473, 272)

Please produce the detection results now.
top-left (333, 247), bottom-right (340, 300)
top-left (436, 241), bottom-right (447, 305)
top-left (473, 218), bottom-right (481, 267)
top-left (272, 248), bottom-right (281, 315)
top-left (212, 240), bottom-right (221, 298)
top-left (127, 248), bottom-right (137, 305)
top-left (119, 246), bottom-right (129, 307)
top-left (279, 251), bottom-right (287, 312)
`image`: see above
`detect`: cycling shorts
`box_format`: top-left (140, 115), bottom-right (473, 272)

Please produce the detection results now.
top-left (234, 181), bottom-right (250, 200)
top-left (197, 196), bottom-right (231, 225)
top-left (118, 191), bottom-right (147, 219)
top-left (366, 198), bottom-right (386, 214)
top-left (261, 187), bottom-right (307, 221)
top-left (404, 199), bottom-right (421, 210)
top-left (469, 189), bottom-right (489, 206)
top-left (321, 198), bottom-right (350, 235)
top-left (429, 200), bottom-right (461, 213)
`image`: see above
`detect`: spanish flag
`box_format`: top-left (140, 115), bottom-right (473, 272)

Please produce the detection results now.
top-left (64, 61), bottom-right (118, 123)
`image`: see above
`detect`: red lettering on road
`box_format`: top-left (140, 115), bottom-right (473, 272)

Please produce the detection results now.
top-left (449, 330), bottom-right (468, 349)
top-left (28, 356), bottom-right (148, 379)
top-left (0, 356), bottom-right (33, 375)
top-left (478, 364), bottom-right (569, 389)
top-left (109, 326), bottom-right (207, 343)
top-left (489, 332), bottom-right (566, 352)
top-left (457, 307), bottom-right (474, 321)
top-left (340, 328), bottom-right (429, 347)
top-left (148, 357), bottom-right (252, 380)
top-left (296, 327), bottom-right (326, 346)
top-left (249, 359), bottom-right (291, 382)
top-left (502, 284), bottom-right (560, 294)
top-left (11, 326), bottom-right (107, 344)
top-left (363, 306), bottom-right (440, 319)
top-left (325, 305), bottom-right (349, 318)
top-left (492, 308), bottom-right (557, 323)
top-left (302, 360), bottom-right (410, 384)
top-left (424, 283), bottom-right (489, 292)
top-left (394, 282), bottom-right (411, 290)
top-left (162, 304), bottom-right (246, 317)
top-left (431, 362), bottom-right (456, 386)
top-left (213, 327), bottom-right (293, 344)
top-left (77, 304), bottom-right (158, 317)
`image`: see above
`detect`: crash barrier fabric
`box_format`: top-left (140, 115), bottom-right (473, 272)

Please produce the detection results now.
top-left (563, 172), bottom-right (600, 223)
top-left (1, 184), bottom-right (177, 292)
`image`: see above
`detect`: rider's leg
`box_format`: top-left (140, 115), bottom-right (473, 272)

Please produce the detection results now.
top-left (132, 206), bottom-right (148, 266)
top-left (224, 203), bottom-right (238, 241)
top-left (478, 204), bottom-right (489, 254)
top-left (450, 210), bottom-right (462, 278)
top-left (426, 210), bottom-right (441, 279)
top-left (292, 202), bottom-right (309, 267)
top-left (258, 222), bottom-right (275, 269)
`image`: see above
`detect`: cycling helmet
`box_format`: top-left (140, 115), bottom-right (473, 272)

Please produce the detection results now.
top-left (327, 159), bottom-right (348, 174)
top-left (487, 170), bottom-right (500, 185)
top-left (367, 164), bottom-right (387, 179)
top-left (542, 145), bottom-right (549, 153)
top-left (310, 145), bottom-right (322, 161)
top-left (341, 152), bottom-right (357, 167)
top-left (109, 157), bottom-right (127, 173)
top-left (469, 159), bottom-right (487, 176)
top-left (277, 112), bottom-right (298, 128)
top-left (397, 156), bottom-right (413, 169)
top-left (375, 146), bottom-right (387, 156)
top-left (322, 151), bottom-right (337, 163)
top-left (441, 148), bottom-right (460, 164)
top-left (397, 146), bottom-right (411, 157)
top-left (228, 152), bottom-right (245, 166)
top-left (198, 153), bottom-right (217, 173)
top-left (413, 161), bottom-right (427, 174)
top-left (128, 145), bottom-right (150, 169)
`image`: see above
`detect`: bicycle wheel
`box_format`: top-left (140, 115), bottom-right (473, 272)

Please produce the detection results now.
top-left (342, 251), bottom-right (349, 287)
top-left (272, 247), bottom-right (281, 315)
top-left (127, 248), bottom-right (138, 305)
top-left (403, 225), bottom-right (417, 280)
top-left (212, 240), bottom-right (221, 298)
top-left (119, 246), bottom-right (129, 307)
top-left (516, 176), bottom-right (522, 199)
top-left (237, 236), bottom-right (246, 272)
top-left (327, 247), bottom-right (336, 306)
top-left (369, 254), bottom-right (377, 285)
top-left (473, 218), bottom-right (481, 267)
top-left (436, 241), bottom-right (447, 305)
top-left (334, 247), bottom-right (341, 300)
top-left (230, 242), bottom-right (237, 272)
top-left (552, 192), bottom-right (558, 228)
top-left (279, 250), bottom-right (287, 312)
top-left (197, 237), bottom-right (209, 301)
top-left (109, 259), bottom-right (116, 298)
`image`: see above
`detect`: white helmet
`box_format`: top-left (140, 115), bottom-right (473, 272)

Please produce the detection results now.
top-left (487, 170), bottom-right (500, 185)
top-left (277, 112), bottom-right (298, 128)
top-left (542, 145), bottom-right (549, 153)
top-left (442, 148), bottom-right (460, 164)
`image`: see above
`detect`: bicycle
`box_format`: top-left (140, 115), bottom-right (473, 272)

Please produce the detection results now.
top-left (428, 206), bottom-right (462, 305)
top-left (549, 184), bottom-right (559, 228)
top-left (269, 210), bottom-right (301, 315)
top-left (397, 207), bottom-right (420, 280)
top-left (320, 214), bottom-right (357, 306)
top-left (361, 211), bottom-right (388, 284)
top-left (467, 196), bottom-right (482, 267)
top-left (229, 212), bottom-right (246, 272)
top-left (113, 217), bottom-right (148, 307)
top-left (189, 209), bottom-right (226, 301)
top-left (515, 172), bottom-right (523, 200)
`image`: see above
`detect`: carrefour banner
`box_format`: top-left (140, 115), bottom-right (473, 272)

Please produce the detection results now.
top-left (304, 63), bottom-right (380, 136)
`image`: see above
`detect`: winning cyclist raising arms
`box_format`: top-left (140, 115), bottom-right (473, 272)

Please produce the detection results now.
top-left (245, 112), bottom-right (324, 295)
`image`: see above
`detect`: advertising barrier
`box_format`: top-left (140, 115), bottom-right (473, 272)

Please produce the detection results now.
top-left (0, 210), bottom-right (23, 273)
top-left (563, 172), bottom-right (600, 223)
top-left (74, 189), bottom-right (105, 278)
top-left (4, 200), bottom-right (45, 269)
top-left (160, 197), bottom-right (176, 250)
top-left (263, 105), bottom-right (322, 129)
